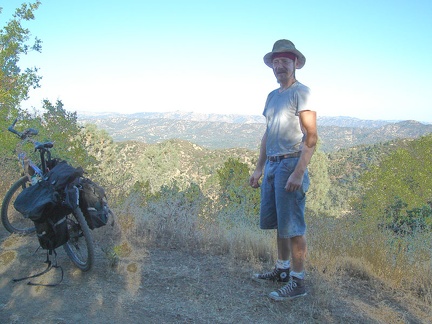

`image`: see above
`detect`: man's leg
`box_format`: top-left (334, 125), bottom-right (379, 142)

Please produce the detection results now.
top-left (277, 236), bottom-right (291, 261)
top-left (253, 236), bottom-right (291, 282)
top-left (254, 162), bottom-right (291, 282)
top-left (268, 159), bottom-right (309, 300)
top-left (290, 235), bottom-right (306, 273)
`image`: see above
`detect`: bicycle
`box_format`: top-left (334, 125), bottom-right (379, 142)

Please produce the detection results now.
top-left (1, 118), bottom-right (95, 271)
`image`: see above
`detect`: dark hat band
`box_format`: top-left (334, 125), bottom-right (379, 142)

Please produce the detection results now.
top-left (272, 52), bottom-right (297, 61)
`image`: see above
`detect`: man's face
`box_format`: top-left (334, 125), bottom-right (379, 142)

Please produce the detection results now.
top-left (272, 57), bottom-right (295, 85)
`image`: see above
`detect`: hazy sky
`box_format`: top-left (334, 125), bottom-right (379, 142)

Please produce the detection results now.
top-left (2, 0), bottom-right (431, 121)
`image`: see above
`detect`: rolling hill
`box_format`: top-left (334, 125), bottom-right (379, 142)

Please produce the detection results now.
top-left (78, 112), bottom-right (432, 152)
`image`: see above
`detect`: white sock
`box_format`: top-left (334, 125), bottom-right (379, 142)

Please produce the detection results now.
top-left (290, 270), bottom-right (305, 280)
top-left (276, 259), bottom-right (290, 269)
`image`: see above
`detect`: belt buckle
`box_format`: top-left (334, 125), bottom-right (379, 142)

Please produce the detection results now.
top-left (268, 155), bottom-right (282, 162)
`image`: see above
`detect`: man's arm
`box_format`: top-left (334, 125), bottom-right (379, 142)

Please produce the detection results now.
top-left (249, 130), bottom-right (267, 188)
top-left (285, 110), bottom-right (317, 192)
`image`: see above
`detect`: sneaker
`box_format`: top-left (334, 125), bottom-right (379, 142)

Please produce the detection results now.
top-left (253, 267), bottom-right (290, 282)
top-left (268, 276), bottom-right (306, 301)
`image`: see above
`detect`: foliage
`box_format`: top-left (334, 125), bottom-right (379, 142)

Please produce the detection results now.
top-left (135, 139), bottom-right (182, 192)
top-left (0, 1), bottom-right (41, 111)
top-left (216, 157), bottom-right (260, 225)
top-left (0, 101), bottom-right (93, 190)
top-left (380, 196), bottom-right (432, 235)
top-left (0, 1), bottom-right (41, 156)
top-left (307, 150), bottom-right (331, 213)
top-left (217, 158), bottom-right (251, 204)
top-left (20, 100), bottom-right (90, 169)
top-left (77, 124), bottom-right (115, 174)
top-left (128, 180), bottom-right (209, 250)
top-left (325, 140), bottom-right (412, 214)
top-left (358, 134), bottom-right (432, 223)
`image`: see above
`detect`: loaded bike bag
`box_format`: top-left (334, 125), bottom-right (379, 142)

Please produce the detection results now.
top-left (14, 161), bottom-right (83, 221)
top-left (14, 181), bottom-right (60, 221)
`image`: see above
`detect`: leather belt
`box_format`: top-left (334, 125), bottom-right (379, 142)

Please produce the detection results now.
top-left (267, 152), bottom-right (301, 162)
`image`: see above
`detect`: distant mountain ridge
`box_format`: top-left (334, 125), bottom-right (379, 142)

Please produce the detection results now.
top-left (78, 111), bottom-right (432, 152)
top-left (78, 110), bottom-right (265, 124)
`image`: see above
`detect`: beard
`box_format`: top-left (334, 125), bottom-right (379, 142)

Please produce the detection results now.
top-left (274, 68), bottom-right (295, 85)
top-left (276, 72), bottom-right (290, 84)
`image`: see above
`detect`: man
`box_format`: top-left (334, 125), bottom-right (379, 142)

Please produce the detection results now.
top-left (249, 39), bottom-right (317, 301)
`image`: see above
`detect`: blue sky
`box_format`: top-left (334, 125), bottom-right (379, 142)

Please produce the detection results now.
top-left (1, 0), bottom-right (431, 122)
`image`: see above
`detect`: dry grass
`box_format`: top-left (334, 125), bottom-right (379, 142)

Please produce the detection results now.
top-left (307, 211), bottom-right (432, 307)
top-left (107, 191), bottom-right (432, 315)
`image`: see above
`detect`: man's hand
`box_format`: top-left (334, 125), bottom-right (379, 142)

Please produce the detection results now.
top-left (249, 170), bottom-right (262, 188)
top-left (285, 170), bottom-right (304, 192)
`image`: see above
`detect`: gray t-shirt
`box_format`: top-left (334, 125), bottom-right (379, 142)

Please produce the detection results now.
top-left (263, 81), bottom-right (311, 156)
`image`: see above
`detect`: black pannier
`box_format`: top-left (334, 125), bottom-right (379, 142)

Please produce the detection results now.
top-left (34, 213), bottom-right (69, 250)
top-left (44, 161), bottom-right (84, 192)
top-left (14, 161), bottom-right (83, 251)
top-left (79, 178), bottom-right (110, 229)
top-left (14, 180), bottom-right (60, 221)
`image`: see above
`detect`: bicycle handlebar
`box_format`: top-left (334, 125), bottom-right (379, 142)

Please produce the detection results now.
top-left (8, 118), bottom-right (39, 140)
top-left (8, 117), bottom-right (55, 177)
top-left (7, 118), bottom-right (54, 151)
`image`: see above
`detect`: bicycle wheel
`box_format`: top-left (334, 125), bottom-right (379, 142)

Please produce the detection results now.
top-left (63, 207), bottom-right (95, 272)
top-left (1, 176), bottom-right (36, 234)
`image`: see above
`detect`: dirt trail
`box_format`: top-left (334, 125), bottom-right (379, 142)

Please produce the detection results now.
top-left (0, 229), bottom-right (431, 324)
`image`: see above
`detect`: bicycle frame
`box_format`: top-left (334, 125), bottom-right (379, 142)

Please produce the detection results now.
top-left (9, 118), bottom-right (54, 180)
top-left (18, 152), bottom-right (44, 178)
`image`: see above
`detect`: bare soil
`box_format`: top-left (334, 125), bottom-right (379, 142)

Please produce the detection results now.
top-left (1, 227), bottom-right (431, 324)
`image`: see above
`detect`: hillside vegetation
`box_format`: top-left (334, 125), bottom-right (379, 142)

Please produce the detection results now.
top-left (1, 105), bottom-right (432, 322)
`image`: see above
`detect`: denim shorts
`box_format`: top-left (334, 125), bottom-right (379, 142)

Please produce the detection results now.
top-left (259, 157), bottom-right (310, 238)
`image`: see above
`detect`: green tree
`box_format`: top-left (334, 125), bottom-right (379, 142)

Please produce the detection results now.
top-left (78, 123), bottom-right (136, 202)
top-left (307, 150), bottom-right (331, 213)
top-left (358, 135), bottom-right (432, 223)
top-left (32, 100), bottom-right (89, 168)
top-left (380, 196), bottom-right (432, 235)
top-left (0, 1), bottom-right (42, 156)
top-left (135, 140), bottom-right (181, 192)
top-left (0, 1), bottom-right (41, 112)
top-left (217, 157), bottom-right (260, 219)
top-left (78, 123), bottom-right (112, 172)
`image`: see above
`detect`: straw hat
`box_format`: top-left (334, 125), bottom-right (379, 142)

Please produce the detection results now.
top-left (263, 39), bottom-right (306, 69)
